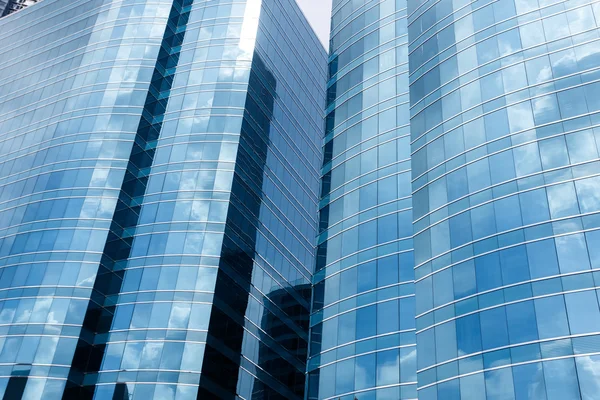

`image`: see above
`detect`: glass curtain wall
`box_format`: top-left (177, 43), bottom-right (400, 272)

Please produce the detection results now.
top-left (307, 0), bottom-right (416, 398)
top-left (0, 0), bottom-right (173, 397)
top-left (409, 0), bottom-right (600, 397)
top-left (0, 0), bottom-right (326, 398)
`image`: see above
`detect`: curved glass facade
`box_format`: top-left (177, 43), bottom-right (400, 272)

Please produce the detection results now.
top-left (0, 0), bottom-right (172, 397)
top-left (409, 0), bottom-right (600, 397)
top-left (0, 0), bottom-right (326, 398)
top-left (307, 0), bottom-right (416, 398)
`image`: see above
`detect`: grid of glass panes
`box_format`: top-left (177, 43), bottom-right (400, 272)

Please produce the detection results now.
top-left (0, 0), bottom-right (172, 398)
top-left (228, 0), bottom-right (327, 396)
top-left (90, 0), bottom-right (255, 398)
top-left (307, 0), bottom-right (417, 398)
top-left (91, 0), bottom-right (327, 397)
top-left (409, 0), bottom-right (600, 397)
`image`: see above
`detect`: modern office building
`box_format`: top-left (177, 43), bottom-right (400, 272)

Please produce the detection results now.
top-left (306, 0), bottom-right (416, 398)
top-left (0, 0), bottom-right (326, 399)
top-left (5, 0), bottom-right (600, 398)
top-left (409, 0), bottom-right (600, 398)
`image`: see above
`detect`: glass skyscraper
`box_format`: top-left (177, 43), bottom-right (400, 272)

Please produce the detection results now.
top-left (409, 0), bottom-right (600, 398)
top-left (0, 0), bottom-right (326, 399)
top-left (307, 0), bottom-right (416, 398)
top-left (5, 0), bottom-right (600, 398)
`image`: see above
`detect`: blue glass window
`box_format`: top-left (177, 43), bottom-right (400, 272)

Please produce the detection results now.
top-left (544, 358), bottom-right (581, 400)
top-left (480, 307), bottom-right (509, 350)
top-left (534, 295), bottom-right (570, 339)
top-left (565, 291), bottom-right (600, 334)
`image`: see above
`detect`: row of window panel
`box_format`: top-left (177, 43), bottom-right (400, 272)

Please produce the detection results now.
top-left (414, 92), bottom-right (600, 180)
top-left (328, 55), bottom-right (407, 118)
top-left (156, 117), bottom-right (320, 193)
top-left (418, 356), bottom-right (598, 400)
top-left (114, 252), bottom-right (307, 302)
top-left (409, 0), bottom-right (599, 78)
top-left (328, 36), bottom-right (407, 108)
top-left (327, 70), bottom-right (408, 128)
top-left (0, 2), bottom-right (167, 76)
top-left (308, 381), bottom-right (417, 400)
top-left (414, 182), bottom-right (600, 268)
top-left (309, 329), bottom-right (415, 370)
top-left (412, 78), bottom-right (600, 173)
top-left (418, 290), bottom-right (600, 369)
top-left (330, 0), bottom-right (397, 49)
top-left (101, 340), bottom-right (205, 372)
top-left (0, 334), bottom-right (76, 366)
top-left (0, 142), bottom-right (132, 187)
top-left (333, 13), bottom-right (407, 80)
top-left (0, 195), bottom-right (118, 231)
top-left (419, 331), bottom-right (600, 386)
top-left (0, 132), bottom-right (131, 168)
top-left (2, 228), bottom-right (111, 256)
top-left (438, 56), bottom-right (597, 128)
top-left (324, 209), bottom-right (413, 263)
top-left (330, 0), bottom-right (376, 29)
top-left (313, 282), bottom-right (415, 326)
top-left (324, 197), bottom-right (410, 242)
top-left (332, 9), bottom-right (407, 82)
top-left (330, 67), bottom-right (408, 133)
top-left (111, 291), bottom-right (309, 339)
top-left (410, 13), bottom-right (600, 128)
top-left (318, 237), bottom-right (414, 281)
top-left (418, 229), bottom-right (600, 299)
top-left (143, 157), bottom-right (319, 234)
top-left (328, 71), bottom-right (408, 127)
top-left (414, 174), bottom-right (600, 253)
top-left (0, 64), bottom-right (158, 122)
top-left (0, 377), bottom-right (65, 400)
top-left (413, 126), bottom-right (600, 222)
top-left (154, 114), bottom-right (320, 198)
top-left (424, 161), bottom-right (600, 230)
top-left (327, 158), bottom-right (411, 206)
top-left (0, 160), bottom-right (128, 191)
top-left (328, 129), bottom-right (409, 182)
top-left (317, 298), bottom-right (417, 352)
top-left (0, 91), bottom-right (148, 135)
top-left (417, 267), bottom-right (600, 331)
top-left (317, 252), bottom-right (414, 303)
top-left (315, 347), bottom-right (416, 398)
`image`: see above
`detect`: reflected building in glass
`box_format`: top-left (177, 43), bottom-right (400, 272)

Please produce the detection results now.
top-left (306, 0), bottom-right (416, 397)
top-left (0, 0), bottom-right (39, 17)
top-left (409, 0), bottom-right (600, 398)
top-left (0, 0), bottom-right (326, 399)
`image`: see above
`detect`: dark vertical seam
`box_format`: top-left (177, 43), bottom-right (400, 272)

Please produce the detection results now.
top-left (63, 0), bottom-right (194, 397)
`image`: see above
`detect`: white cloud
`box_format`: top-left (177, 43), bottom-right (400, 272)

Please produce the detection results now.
top-left (577, 355), bottom-right (600, 399)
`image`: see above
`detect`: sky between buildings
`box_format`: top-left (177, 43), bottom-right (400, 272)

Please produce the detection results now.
top-left (295, 0), bottom-right (332, 49)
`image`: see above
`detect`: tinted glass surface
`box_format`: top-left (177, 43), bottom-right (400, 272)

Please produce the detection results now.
top-left (0, 0), bottom-right (326, 398)
top-left (307, 0), bottom-right (416, 397)
top-left (0, 0), bottom-right (172, 397)
top-left (408, 0), bottom-right (600, 397)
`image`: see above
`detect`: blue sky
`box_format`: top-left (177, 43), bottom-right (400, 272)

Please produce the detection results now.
top-left (296, 0), bottom-right (332, 49)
